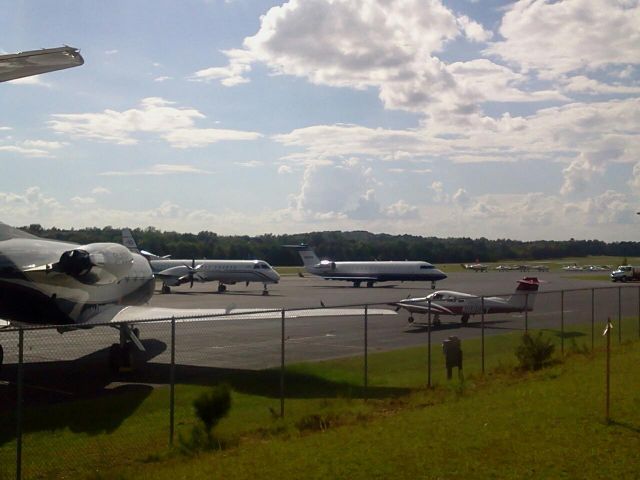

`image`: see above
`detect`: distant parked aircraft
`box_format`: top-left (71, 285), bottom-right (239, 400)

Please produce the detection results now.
top-left (461, 263), bottom-right (488, 272)
top-left (390, 277), bottom-right (541, 326)
top-left (123, 229), bottom-right (280, 295)
top-left (284, 244), bottom-right (446, 289)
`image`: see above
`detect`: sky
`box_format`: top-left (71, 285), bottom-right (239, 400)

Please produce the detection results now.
top-left (1, 0), bottom-right (639, 241)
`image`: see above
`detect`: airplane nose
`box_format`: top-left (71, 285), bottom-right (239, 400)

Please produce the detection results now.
top-left (435, 270), bottom-right (447, 281)
top-left (272, 269), bottom-right (281, 283)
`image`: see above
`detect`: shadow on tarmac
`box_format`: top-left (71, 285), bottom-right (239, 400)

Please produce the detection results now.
top-left (0, 338), bottom-right (409, 444)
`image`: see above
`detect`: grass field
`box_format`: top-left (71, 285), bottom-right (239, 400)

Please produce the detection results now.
top-left (1, 318), bottom-right (638, 479)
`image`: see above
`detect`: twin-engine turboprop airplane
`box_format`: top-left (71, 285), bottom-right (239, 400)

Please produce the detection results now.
top-left (122, 229), bottom-right (280, 295)
top-left (391, 277), bottom-right (540, 326)
top-left (0, 222), bottom-right (393, 371)
top-left (284, 244), bottom-right (446, 289)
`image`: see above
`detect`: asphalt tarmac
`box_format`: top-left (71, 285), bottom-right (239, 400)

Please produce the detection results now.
top-left (2, 270), bottom-right (637, 374)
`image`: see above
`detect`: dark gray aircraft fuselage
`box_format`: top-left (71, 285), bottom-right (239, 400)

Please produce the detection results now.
top-left (0, 224), bottom-right (154, 326)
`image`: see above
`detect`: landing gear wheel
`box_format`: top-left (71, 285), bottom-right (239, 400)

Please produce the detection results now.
top-left (408, 316), bottom-right (414, 324)
top-left (217, 284), bottom-right (227, 293)
top-left (161, 284), bottom-right (171, 294)
top-left (366, 281), bottom-right (374, 288)
top-left (461, 314), bottom-right (470, 325)
top-left (433, 316), bottom-right (441, 327)
top-left (353, 281), bottom-right (361, 288)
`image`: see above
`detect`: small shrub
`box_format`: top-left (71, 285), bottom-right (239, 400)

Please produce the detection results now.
top-left (193, 384), bottom-right (232, 435)
top-left (515, 332), bottom-right (555, 371)
top-left (179, 384), bottom-right (232, 454)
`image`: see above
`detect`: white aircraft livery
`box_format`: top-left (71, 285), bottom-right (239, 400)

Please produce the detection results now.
top-left (285, 244), bottom-right (446, 289)
top-left (391, 277), bottom-right (540, 325)
top-left (122, 229), bottom-right (280, 295)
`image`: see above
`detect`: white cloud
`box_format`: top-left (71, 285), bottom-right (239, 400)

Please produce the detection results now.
top-left (49, 97), bottom-right (261, 148)
top-left (486, 0), bottom-right (640, 77)
top-left (105, 49), bottom-right (119, 55)
top-left (71, 196), bottom-right (96, 205)
top-left (0, 139), bottom-right (66, 158)
top-left (278, 165), bottom-right (293, 174)
top-left (91, 187), bottom-right (111, 195)
top-left (153, 76), bottom-right (173, 82)
top-left (100, 163), bottom-right (215, 176)
top-left (6, 76), bottom-right (51, 87)
top-left (235, 160), bottom-right (263, 168)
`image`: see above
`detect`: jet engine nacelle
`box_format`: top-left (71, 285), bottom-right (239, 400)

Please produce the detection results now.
top-left (58, 243), bottom-right (134, 283)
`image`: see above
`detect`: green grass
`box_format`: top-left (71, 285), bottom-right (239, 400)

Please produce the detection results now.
top-left (1, 318), bottom-right (639, 479)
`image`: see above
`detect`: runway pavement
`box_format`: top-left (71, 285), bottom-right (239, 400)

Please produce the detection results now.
top-left (2, 270), bottom-right (637, 373)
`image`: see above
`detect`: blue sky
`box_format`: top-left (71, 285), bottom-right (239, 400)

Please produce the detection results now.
top-left (1, 0), bottom-right (639, 240)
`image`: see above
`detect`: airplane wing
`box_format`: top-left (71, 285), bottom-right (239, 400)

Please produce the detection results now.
top-left (0, 46), bottom-right (84, 82)
top-left (79, 305), bottom-right (396, 326)
top-left (389, 301), bottom-right (454, 315)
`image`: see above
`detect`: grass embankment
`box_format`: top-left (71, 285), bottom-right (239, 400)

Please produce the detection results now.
top-left (1, 319), bottom-right (638, 479)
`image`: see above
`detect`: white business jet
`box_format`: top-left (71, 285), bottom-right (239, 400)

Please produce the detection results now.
top-left (285, 244), bottom-right (446, 289)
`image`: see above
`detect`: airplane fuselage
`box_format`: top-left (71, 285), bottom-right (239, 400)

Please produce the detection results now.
top-left (150, 259), bottom-right (280, 286)
top-left (306, 260), bottom-right (447, 283)
top-left (0, 235), bottom-right (154, 326)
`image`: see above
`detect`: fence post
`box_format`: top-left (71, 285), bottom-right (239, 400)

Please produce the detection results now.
top-left (591, 288), bottom-right (595, 352)
top-left (618, 286), bottom-right (622, 344)
top-left (605, 318), bottom-right (612, 423)
top-left (169, 316), bottom-right (176, 447)
top-left (524, 293), bottom-right (528, 333)
top-left (280, 308), bottom-right (285, 418)
top-left (363, 305), bottom-right (368, 401)
top-left (16, 329), bottom-right (24, 480)
top-left (560, 290), bottom-right (564, 355)
top-left (481, 296), bottom-right (485, 375)
top-left (427, 299), bottom-right (432, 388)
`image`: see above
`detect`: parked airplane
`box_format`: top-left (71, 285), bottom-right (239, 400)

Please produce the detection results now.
top-left (284, 244), bottom-right (446, 289)
top-left (0, 46), bottom-right (84, 82)
top-left (122, 229), bottom-right (280, 295)
top-left (0, 222), bottom-right (394, 371)
top-left (461, 263), bottom-right (488, 272)
top-left (390, 277), bottom-right (540, 326)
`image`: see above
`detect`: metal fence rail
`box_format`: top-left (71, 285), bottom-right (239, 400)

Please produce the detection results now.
top-left (1, 284), bottom-right (639, 479)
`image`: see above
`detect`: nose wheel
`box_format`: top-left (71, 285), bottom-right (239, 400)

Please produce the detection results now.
top-left (262, 283), bottom-right (269, 296)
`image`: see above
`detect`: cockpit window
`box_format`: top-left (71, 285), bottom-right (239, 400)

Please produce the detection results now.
top-left (419, 265), bottom-right (434, 269)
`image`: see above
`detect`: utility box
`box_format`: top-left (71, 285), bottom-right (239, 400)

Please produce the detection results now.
top-left (442, 336), bottom-right (463, 380)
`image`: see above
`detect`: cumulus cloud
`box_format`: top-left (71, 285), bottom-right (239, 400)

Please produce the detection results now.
top-left (486, 0), bottom-right (640, 77)
top-left (49, 97), bottom-right (261, 148)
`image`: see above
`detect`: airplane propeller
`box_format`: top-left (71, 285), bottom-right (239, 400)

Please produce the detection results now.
top-left (182, 259), bottom-right (203, 288)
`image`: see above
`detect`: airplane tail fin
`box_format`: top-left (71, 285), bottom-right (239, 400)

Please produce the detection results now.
top-left (507, 277), bottom-right (540, 311)
top-left (283, 244), bottom-right (321, 268)
top-left (122, 228), bottom-right (141, 254)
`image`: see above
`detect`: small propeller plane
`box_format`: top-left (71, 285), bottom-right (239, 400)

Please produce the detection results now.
top-left (461, 263), bottom-right (488, 272)
top-left (390, 277), bottom-right (541, 326)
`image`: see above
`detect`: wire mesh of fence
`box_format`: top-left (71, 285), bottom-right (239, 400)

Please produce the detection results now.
top-left (1, 284), bottom-right (639, 478)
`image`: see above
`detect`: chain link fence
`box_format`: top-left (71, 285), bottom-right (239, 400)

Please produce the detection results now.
top-left (1, 284), bottom-right (639, 479)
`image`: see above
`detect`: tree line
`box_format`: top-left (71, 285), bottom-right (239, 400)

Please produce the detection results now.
top-left (21, 224), bottom-right (640, 266)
